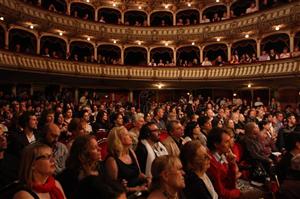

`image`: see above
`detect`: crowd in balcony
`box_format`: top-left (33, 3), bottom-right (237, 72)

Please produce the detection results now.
top-left (0, 88), bottom-right (300, 198)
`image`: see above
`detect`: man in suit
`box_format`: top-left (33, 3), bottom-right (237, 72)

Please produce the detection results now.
top-left (162, 120), bottom-right (184, 157)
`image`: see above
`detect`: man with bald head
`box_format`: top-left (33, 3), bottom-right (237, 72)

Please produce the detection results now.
top-left (40, 123), bottom-right (68, 175)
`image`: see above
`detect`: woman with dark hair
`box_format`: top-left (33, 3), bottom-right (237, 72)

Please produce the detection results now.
top-left (57, 135), bottom-right (102, 199)
top-left (184, 121), bottom-right (202, 141)
top-left (147, 155), bottom-right (186, 199)
top-left (112, 113), bottom-right (124, 128)
top-left (13, 143), bottom-right (66, 199)
top-left (92, 110), bottom-right (110, 133)
top-left (181, 140), bottom-right (218, 199)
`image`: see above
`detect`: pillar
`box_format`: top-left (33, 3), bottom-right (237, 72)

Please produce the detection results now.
top-left (5, 30), bottom-right (9, 49)
top-left (147, 48), bottom-right (151, 64)
top-left (173, 48), bottom-right (176, 65)
top-left (120, 47), bottom-right (124, 65)
top-left (94, 45), bottom-right (97, 59)
top-left (257, 39), bottom-right (261, 57)
top-left (121, 12), bottom-right (125, 24)
top-left (67, 2), bottom-right (71, 15)
top-left (173, 13), bottom-right (176, 26)
top-left (75, 88), bottom-right (79, 105)
top-left (200, 46), bottom-right (204, 63)
top-left (111, 92), bottom-right (115, 101)
top-left (37, 36), bottom-right (41, 55)
top-left (227, 4), bottom-right (230, 18)
top-left (129, 90), bottom-right (133, 103)
top-left (95, 9), bottom-right (98, 21)
top-left (12, 84), bottom-right (16, 97)
top-left (199, 11), bottom-right (202, 22)
top-left (146, 13), bottom-right (150, 26)
top-left (30, 85), bottom-right (34, 96)
top-left (290, 33), bottom-right (295, 52)
top-left (256, 0), bottom-right (260, 10)
top-left (227, 43), bottom-right (232, 61)
top-left (66, 41), bottom-right (70, 58)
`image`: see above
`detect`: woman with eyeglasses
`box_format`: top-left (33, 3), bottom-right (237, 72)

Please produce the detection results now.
top-left (180, 140), bottom-right (218, 199)
top-left (13, 142), bottom-right (66, 199)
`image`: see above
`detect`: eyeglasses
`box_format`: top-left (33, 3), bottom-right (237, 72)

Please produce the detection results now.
top-left (35, 154), bottom-right (54, 161)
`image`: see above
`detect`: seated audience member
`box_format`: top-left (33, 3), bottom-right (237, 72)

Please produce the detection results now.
top-left (206, 128), bottom-right (241, 199)
top-left (251, 53), bottom-right (257, 62)
top-left (202, 57), bottom-right (212, 66)
top-left (13, 143), bottom-right (66, 199)
top-left (75, 176), bottom-right (126, 199)
top-left (105, 126), bottom-right (149, 194)
top-left (277, 132), bottom-right (300, 183)
top-left (215, 56), bottom-right (225, 66)
top-left (277, 113), bottom-right (297, 151)
top-left (269, 49), bottom-right (279, 60)
top-left (147, 155), bottom-right (185, 199)
top-left (112, 112), bottom-right (124, 128)
top-left (0, 126), bottom-right (19, 189)
top-left (65, 118), bottom-right (85, 149)
top-left (184, 121), bottom-right (203, 141)
top-left (221, 12), bottom-right (228, 20)
top-left (259, 50), bottom-right (270, 61)
top-left (280, 154), bottom-right (300, 199)
top-left (57, 135), bottom-right (102, 199)
top-left (151, 107), bottom-right (166, 131)
top-left (198, 116), bottom-right (213, 146)
top-left (181, 140), bottom-right (218, 199)
top-left (292, 46), bottom-right (300, 57)
top-left (135, 122), bottom-right (168, 177)
top-left (230, 55), bottom-right (239, 64)
top-left (162, 120), bottom-right (185, 157)
top-left (280, 47), bottom-right (291, 59)
top-left (99, 16), bottom-right (105, 23)
top-left (39, 123), bottom-right (68, 175)
top-left (246, 2), bottom-right (258, 14)
top-left (201, 15), bottom-right (210, 23)
top-left (92, 110), bottom-right (110, 134)
top-left (157, 59), bottom-right (164, 66)
top-left (177, 18), bottom-right (184, 26)
top-left (212, 13), bottom-right (220, 22)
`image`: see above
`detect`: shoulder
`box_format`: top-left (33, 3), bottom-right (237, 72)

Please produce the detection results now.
top-left (13, 190), bottom-right (35, 199)
top-left (147, 190), bottom-right (166, 199)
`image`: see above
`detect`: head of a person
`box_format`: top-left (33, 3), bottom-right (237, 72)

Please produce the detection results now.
top-left (80, 110), bottom-right (90, 123)
top-left (167, 120), bottom-right (184, 139)
top-left (133, 113), bottom-right (145, 130)
top-left (113, 113), bottom-right (123, 127)
top-left (96, 110), bottom-right (108, 123)
top-left (42, 123), bottom-right (61, 147)
top-left (244, 122), bottom-right (260, 136)
top-left (154, 107), bottom-right (164, 119)
top-left (287, 113), bottom-right (296, 126)
top-left (68, 118), bottom-right (85, 136)
top-left (66, 135), bottom-right (101, 172)
top-left (19, 143), bottom-right (55, 188)
top-left (181, 140), bottom-right (211, 173)
top-left (207, 127), bottom-right (231, 154)
top-left (150, 155), bottom-right (185, 192)
top-left (184, 121), bottom-right (201, 140)
top-left (276, 111), bottom-right (284, 121)
top-left (54, 112), bottom-right (64, 125)
top-left (139, 122), bottom-right (160, 143)
top-left (198, 116), bottom-right (212, 132)
top-left (108, 126), bottom-right (132, 157)
top-left (65, 108), bottom-right (73, 118)
top-left (19, 111), bottom-right (38, 131)
top-left (258, 120), bottom-right (270, 131)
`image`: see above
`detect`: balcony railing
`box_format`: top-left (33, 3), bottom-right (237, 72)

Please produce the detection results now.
top-left (0, 0), bottom-right (299, 41)
top-left (0, 50), bottom-right (299, 81)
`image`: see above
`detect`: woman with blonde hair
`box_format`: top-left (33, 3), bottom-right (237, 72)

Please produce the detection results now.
top-left (105, 126), bottom-right (149, 195)
top-left (13, 143), bottom-right (66, 199)
top-left (147, 155), bottom-right (186, 199)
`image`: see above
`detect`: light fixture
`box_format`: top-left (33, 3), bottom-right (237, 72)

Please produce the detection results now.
top-left (113, 40), bottom-right (117, 44)
top-left (87, 37), bottom-right (90, 41)
top-left (113, 3), bottom-right (116, 7)
top-left (275, 26), bottom-right (280, 31)
top-left (138, 41), bottom-right (141, 45)
top-left (30, 25), bottom-right (34, 29)
top-left (188, 3), bottom-right (191, 7)
top-left (0, 17), bottom-right (4, 21)
top-left (155, 83), bottom-right (164, 89)
top-left (216, 38), bottom-right (220, 42)
top-left (164, 5), bottom-right (168, 9)
top-left (216, 0), bottom-right (220, 2)
top-left (165, 43), bottom-right (168, 46)
top-left (248, 83), bottom-right (251, 88)
top-left (245, 34), bottom-right (249, 38)
top-left (192, 42), bottom-right (195, 45)
top-left (59, 32), bottom-right (63, 36)
top-left (187, 92), bottom-right (190, 96)
top-left (86, 0), bottom-right (89, 2)
top-left (138, 6), bottom-right (142, 9)
top-left (233, 93), bottom-right (237, 97)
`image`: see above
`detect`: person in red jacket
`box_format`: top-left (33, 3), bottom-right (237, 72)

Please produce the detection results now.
top-left (206, 127), bottom-right (241, 199)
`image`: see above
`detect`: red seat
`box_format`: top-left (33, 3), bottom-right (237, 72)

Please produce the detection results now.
top-left (159, 130), bottom-right (169, 142)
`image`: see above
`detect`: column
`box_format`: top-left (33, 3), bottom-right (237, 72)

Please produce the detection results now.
top-left (5, 30), bottom-right (9, 49)
top-left (256, 39), bottom-right (261, 57)
top-left (129, 90), bottom-right (133, 103)
top-left (30, 85), bottom-right (34, 96)
top-left (37, 36), bottom-right (41, 55)
top-left (74, 88), bottom-right (79, 105)
top-left (173, 13), bottom-right (176, 26)
top-left (12, 84), bottom-right (16, 97)
top-left (147, 48), bottom-right (151, 64)
top-left (146, 13), bottom-right (150, 26)
top-left (199, 11), bottom-right (202, 22)
top-left (95, 9), bottom-right (98, 21)
top-left (227, 4), bottom-right (230, 18)
top-left (94, 45), bottom-right (97, 59)
top-left (66, 40), bottom-right (70, 58)
top-left (173, 48), bottom-right (176, 66)
top-left (256, 0), bottom-right (260, 10)
top-left (200, 46), bottom-right (203, 63)
top-left (227, 43), bottom-right (232, 61)
top-left (120, 46), bottom-right (124, 65)
top-left (121, 12), bottom-right (125, 24)
top-left (111, 92), bottom-right (115, 101)
top-left (67, 2), bottom-right (71, 15)
top-left (290, 33), bottom-right (295, 52)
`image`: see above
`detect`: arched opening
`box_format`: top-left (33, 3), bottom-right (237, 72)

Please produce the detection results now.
top-left (202, 5), bottom-right (227, 22)
top-left (41, 0), bottom-right (67, 13)
top-left (98, 8), bottom-right (121, 24)
top-left (70, 2), bottom-right (95, 21)
top-left (9, 29), bottom-right (37, 54)
top-left (150, 47), bottom-right (173, 66)
top-left (124, 47), bottom-right (147, 66)
top-left (0, 26), bottom-right (5, 49)
top-left (97, 45), bottom-right (121, 64)
top-left (232, 39), bottom-right (256, 60)
top-left (176, 9), bottom-right (200, 25)
top-left (40, 36), bottom-right (66, 59)
top-left (150, 11), bottom-right (173, 27)
top-left (230, 0), bottom-right (255, 17)
top-left (203, 43), bottom-right (227, 65)
top-left (177, 46), bottom-right (200, 66)
top-left (261, 33), bottom-right (290, 55)
top-left (70, 41), bottom-right (94, 62)
top-left (124, 10), bottom-right (147, 26)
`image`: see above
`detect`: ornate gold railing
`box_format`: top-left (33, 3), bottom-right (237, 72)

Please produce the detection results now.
top-left (0, 0), bottom-right (299, 41)
top-left (0, 50), bottom-right (299, 81)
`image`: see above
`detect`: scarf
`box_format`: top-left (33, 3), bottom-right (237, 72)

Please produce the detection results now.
top-left (32, 176), bottom-right (64, 199)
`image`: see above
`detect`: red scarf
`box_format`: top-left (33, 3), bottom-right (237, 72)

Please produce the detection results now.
top-left (32, 176), bottom-right (64, 199)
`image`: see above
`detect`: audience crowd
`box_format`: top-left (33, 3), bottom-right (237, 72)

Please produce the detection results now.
top-left (0, 88), bottom-right (300, 198)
